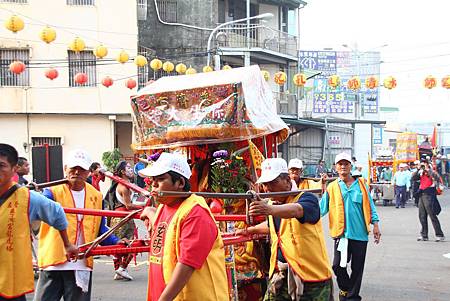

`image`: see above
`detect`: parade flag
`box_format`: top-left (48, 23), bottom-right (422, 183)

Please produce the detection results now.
top-left (248, 140), bottom-right (265, 170)
top-left (395, 132), bottom-right (418, 163)
top-left (430, 126), bottom-right (438, 148)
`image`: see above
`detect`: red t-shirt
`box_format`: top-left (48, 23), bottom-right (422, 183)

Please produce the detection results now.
top-left (419, 174), bottom-right (433, 190)
top-left (147, 203), bottom-right (218, 301)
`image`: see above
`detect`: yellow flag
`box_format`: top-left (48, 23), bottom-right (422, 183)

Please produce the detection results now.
top-left (248, 140), bottom-right (265, 170)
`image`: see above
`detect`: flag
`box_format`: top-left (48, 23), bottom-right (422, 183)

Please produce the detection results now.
top-left (248, 140), bottom-right (265, 170)
top-left (430, 126), bottom-right (438, 148)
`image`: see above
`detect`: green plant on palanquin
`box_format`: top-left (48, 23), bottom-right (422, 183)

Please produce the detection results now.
top-left (102, 148), bottom-right (122, 172)
top-left (210, 149), bottom-right (249, 195)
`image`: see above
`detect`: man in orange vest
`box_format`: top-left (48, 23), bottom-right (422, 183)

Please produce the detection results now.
top-left (320, 152), bottom-right (381, 301)
top-left (288, 158), bottom-right (326, 190)
top-left (34, 149), bottom-right (123, 301)
top-left (139, 152), bottom-right (228, 301)
top-left (0, 143), bottom-right (78, 301)
top-left (240, 158), bottom-right (332, 301)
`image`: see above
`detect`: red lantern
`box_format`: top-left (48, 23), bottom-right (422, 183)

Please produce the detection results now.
top-left (9, 61), bottom-right (26, 74)
top-left (74, 72), bottom-right (88, 85)
top-left (293, 73), bottom-right (307, 87)
top-left (424, 75), bottom-right (437, 89)
top-left (442, 76), bottom-right (450, 89)
top-left (101, 76), bottom-right (113, 88)
top-left (209, 199), bottom-right (223, 214)
top-left (45, 68), bottom-right (58, 80)
top-left (126, 78), bottom-right (137, 89)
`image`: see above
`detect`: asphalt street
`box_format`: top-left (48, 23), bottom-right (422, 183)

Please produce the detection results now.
top-left (29, 191), bottom-right (450, 301)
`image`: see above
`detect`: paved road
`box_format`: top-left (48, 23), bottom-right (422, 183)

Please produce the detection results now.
top-left (29, 191), bottom-right (450, 300)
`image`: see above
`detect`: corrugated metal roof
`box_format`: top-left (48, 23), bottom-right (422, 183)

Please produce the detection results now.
top-left (259, 0), bottom-right (307, 9)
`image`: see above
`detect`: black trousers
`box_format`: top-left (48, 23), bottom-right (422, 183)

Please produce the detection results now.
top-left (418, 193), bottom-right (444, 238)
top-left (0, 296), bottom-right (26, 301)
top-left (33, 270), bottom-right (92, 301)
top-left (332, 239), bottom-right (368, 301)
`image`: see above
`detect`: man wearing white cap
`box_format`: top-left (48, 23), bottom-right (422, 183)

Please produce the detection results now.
top-left (320, 152), bottom-right (380, 301)
top-left (239, 158), bottom-right (332, 301)
top-left (392, 163), bottom-right (411, 208)
top-left (139, 152), bottom-right (228, 301)
top-left (288, 158), bottom-right (325, 190)
top-left (34, 149), bottom-right (122, 301)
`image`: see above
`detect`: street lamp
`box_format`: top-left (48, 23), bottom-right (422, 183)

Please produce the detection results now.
top-left (342, 43), bottom-right (387, 120)
top-left (206, 13), bottom-right (274, 69)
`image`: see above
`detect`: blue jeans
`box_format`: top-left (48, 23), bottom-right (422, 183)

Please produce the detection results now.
top-left (395, 185), bottom-right (407, 207)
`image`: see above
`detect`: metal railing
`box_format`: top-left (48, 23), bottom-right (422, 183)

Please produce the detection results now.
top-left (137, 0), bottom-right (147, 21)
top-left (0, 0), bottom-right (28, 3)
top-left (67, 0), bottom-right (95, 5)
top-left (273, 91), bottom-right (298, 118)
top-left (215, 24), bottom-right (298, 57)
top-left (0, 48), bottom-right (30, 87)
top-left (68, 50), bottom-right (96, 87)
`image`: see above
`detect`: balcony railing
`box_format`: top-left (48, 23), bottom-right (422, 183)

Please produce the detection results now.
top-left (214, 24), bottom-right (298, 58)
top-left (273, 91), bottom-right (298, 118)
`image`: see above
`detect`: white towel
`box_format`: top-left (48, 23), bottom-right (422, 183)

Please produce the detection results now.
top-left (75, 270), bottom-right (90, 293)
top-left (337, 238), bottom-right (348, 268)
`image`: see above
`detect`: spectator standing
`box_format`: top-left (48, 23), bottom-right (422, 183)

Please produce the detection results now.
top-left (392, 163), bottom-right (411, 208)
top-left (16, 157), bottom-right (30, 185)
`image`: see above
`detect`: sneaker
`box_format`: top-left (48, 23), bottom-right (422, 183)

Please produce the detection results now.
top-left (436, 236), bottom-right (445, 242)
top-left (113, 273), bottom-right (124, 280)
top-left (417, 236), bottom-right (429, 241)
top-left (339, 290), bottom-right (348, 301)
top-left (116, 267), bottom-right (133, 281)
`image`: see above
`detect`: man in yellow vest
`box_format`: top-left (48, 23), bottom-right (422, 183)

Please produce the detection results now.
top-left (320, 152), bottom-right (381, 301)
top-left (288, 158), bottom-right (325, 190)
top-left (0, 143), bottom-right (78, 301)
top-left (34, 149), bottom-right (123, 301)
top-left (240, 158), bottom-right (332, 301)
top-left (139, 152), bottom-right (228, 301)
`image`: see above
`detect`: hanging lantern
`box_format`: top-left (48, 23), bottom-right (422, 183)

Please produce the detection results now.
top-left (4, 15), bottom-right (24, 33)
top-left (163, 61), bottom-right (175, 72)
top-left (69, 37), bottom-right (85, 52)
top-left (45, 68), bottom-right (58, 80)
top-left (126, 78), bottom-right (137, 89)
top-left (442, 76), bottom-right (450, 89)
top-left (102, 76), bottom-right (113, 88)
top-left (186, 67), bottom-right (197, 75)
top-left (365, 76), bottom-right (379, 90)
top-left (150, 58), bottom-right (163, 71)
top-left (94, 45), bottom-right (108, 59)
top-left (9, 61), bottom-right (26, 74)
top-left (175, 63), bottom-right (186, 74)
top-left (383, 76), bottom-right (397, 90)
top-left (39, 26), bottom-right (56, 44)
top-left (116, 50), bottom-right (129, 64)
top-left (293, 73), bottom-right (307, 87)
top-left (328, 75), bottom-right (340, 89)
top-left (424, 75), bottom-right (437, 89)
top-left (261, 70), bottom-right (270, 81)
top-left (222, 65), bottom-right (232, 70)
top-left (74, 72), bottom-right (88, 85)
top-left (274, 71), bottom-right (287, 85)
top-left (347, 76), bottom-right (361, 91)
top-left (134, 55), bottom-right (148, 67)
top-left (203, 65), bottom-right (213, 73)
top-left (209, 199), bottom-right (223, 214)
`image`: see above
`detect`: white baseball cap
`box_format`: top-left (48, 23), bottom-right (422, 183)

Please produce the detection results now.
top-left (335, 152), bottom-right (352, 164)
top-left (139, 152), bottom-right (192, 179)
top-left (66, 149), bottom-right (92, 171)
top-left (288, 158), bottom-right (303, 169)
top-left (399, 163), bottom-right (408, 168)
top-left (256, 158), bottom-right (288, 184)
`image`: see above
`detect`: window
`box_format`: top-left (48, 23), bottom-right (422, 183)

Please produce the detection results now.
top-left (0, 0), bottom-right (27, 3)
top-left (31, 137), bottom-right (62, 147)
top-left (156, 0), bottom-right (177, 22)
top-left (0, 49), bottom-right (30, 87)
top-left (67, 0), bottom-right (94, 5)
top-left (137, 0), bottom-right (147, 21)
top-left (68, 50), bottom-right (97, 87)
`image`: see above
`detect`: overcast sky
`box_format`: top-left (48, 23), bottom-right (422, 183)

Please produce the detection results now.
top-left (300, 0), bottom-right (450, 123)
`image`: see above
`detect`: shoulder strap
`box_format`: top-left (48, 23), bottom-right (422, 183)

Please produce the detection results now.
top-left (0, 184), bottom-right (20, 207)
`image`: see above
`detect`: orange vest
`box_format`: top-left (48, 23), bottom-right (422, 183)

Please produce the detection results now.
top-left (148, 195), bottom-right (228, 301)
top-left (298, 179), bottom-right (322, 190)
top-left (268, 194), bottom-right (332, 282)
top-left (38, 183), bottom-right (102, 269)
top-left (0, 184), bottom-right (33, 298)
top-left (326, 178), bottom-right (372, 238)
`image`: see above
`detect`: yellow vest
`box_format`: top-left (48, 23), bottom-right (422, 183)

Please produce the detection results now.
top-left (298, 179), bottom-right (322, 190)
top-left (150, 194), bottom-right (228, 301)
top-left (326, 178), bottom-right (372, 238)
top-left (38, 183), bottom-right (102, 269)
top-left (268, 193), bottom-right (332, 282)
top-left (0, 184), bottom-right (34, 298)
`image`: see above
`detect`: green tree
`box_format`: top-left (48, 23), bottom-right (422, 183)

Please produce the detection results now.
top-left (102, 148), bottom-right (122, 172)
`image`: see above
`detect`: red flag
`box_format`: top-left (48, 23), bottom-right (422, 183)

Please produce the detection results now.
top-left (431, 126), bottom-right (438, 148)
